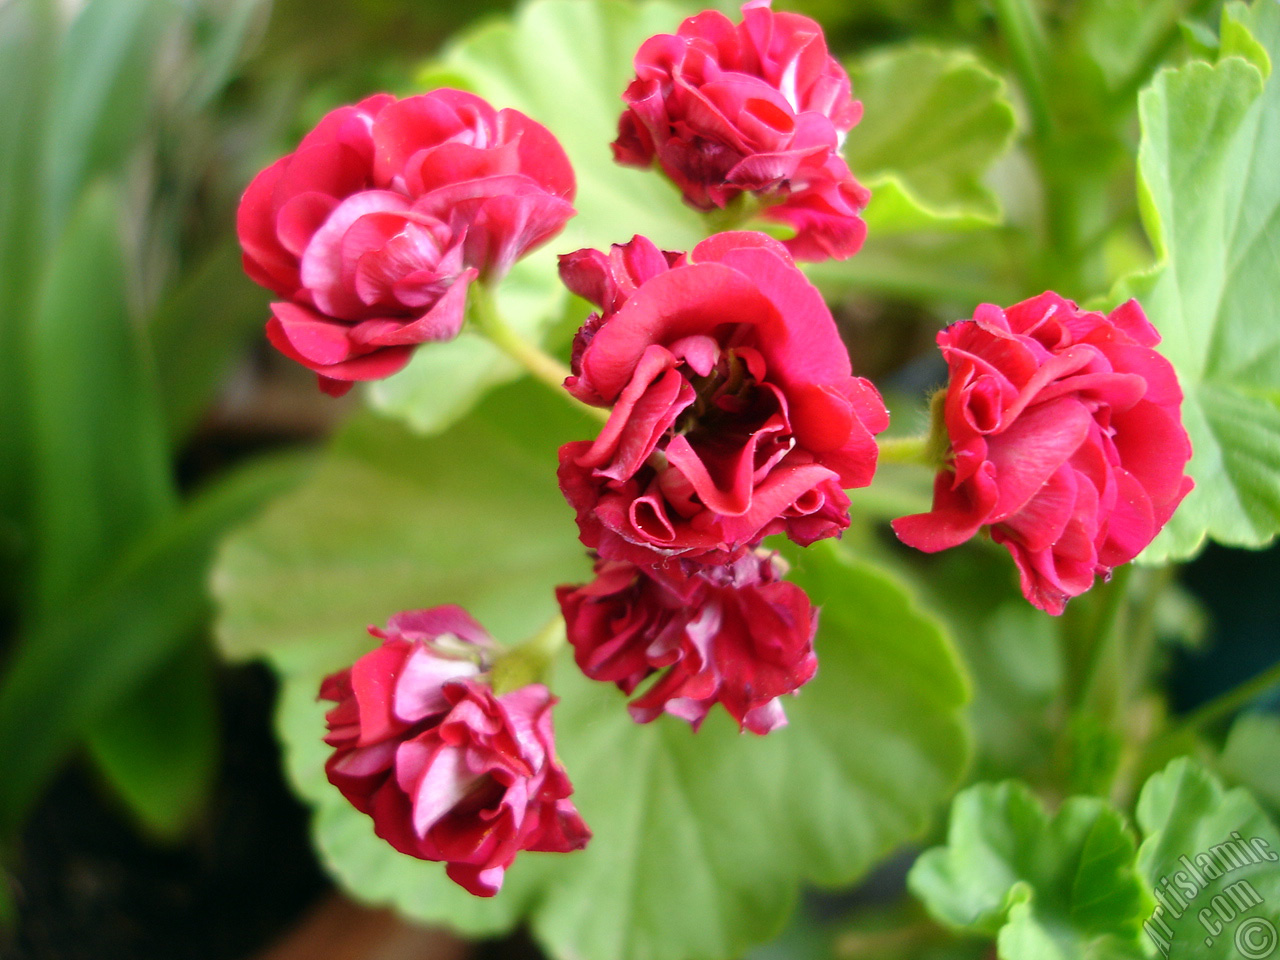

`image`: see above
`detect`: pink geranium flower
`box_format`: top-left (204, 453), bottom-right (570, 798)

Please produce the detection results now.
top-left (238, 90), bottom-right (575, 394)
top-left (321, 606), bottom-right (590, 896)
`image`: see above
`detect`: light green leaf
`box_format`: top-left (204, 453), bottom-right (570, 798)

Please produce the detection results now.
top-left (213, 379), bottom-right (971, 960)
top-left (85, 643), bottom-right (219, 840)
top-left (1220, 714), bottom-right (1280, 814)
top-left (804, 226), bottom-right (1023, 307)
top-left (1221, 2), bottom-right (1274, 75)
top-left (433, 0), bottom-right (703, 254)
top-left (909, 549), bottom-right (1064, 783)
top-left (213, 382), bottom-right (595, 671)
top-left (366, 251), bottom-right (565, 435)
top-left (369, 0), bottom-right (704, 435)
top-left (910, 781), bottom-right (1151, 960)
top-left (1135, 758), bottom-right (1280, 960)
top-left (845, 46), bottom-right (1017, 234)
top-left (1118, 1), bottom-right (1280, 561)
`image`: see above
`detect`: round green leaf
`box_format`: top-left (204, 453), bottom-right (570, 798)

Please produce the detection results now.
top-left (213, 388), bottom-right (971, 960)
top-left (910, 780), bottom-right (1152, 960)
top-left (844, 45), bottom-right (1017, 235)
top-left (1136, 758), bottom-right (1280, 960)
top-left (1220, 714), bottom-right (1280, 814)
top-left (213, 380), bottom-right (595, 672)
top-left (1118, 2), bottom-right (1280, 561)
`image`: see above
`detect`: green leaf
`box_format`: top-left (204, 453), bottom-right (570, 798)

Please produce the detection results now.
top-left (366, 251), bottom-right (566, 436)
top-left (1135, 758), bottom-right (1280, 960)
top-left (213, 382), bottom-right (596, 670)
top-left (0, 0), bottom-right (55, 597)
top-left (1079, 0), bottom-right (1191, 93)
top-left (149, 241), bottom-right (272, 443)
top-left (433, 0), bottom-right (703, 253)
top-left (909, 550), bottom-right (1064, 783)
top-left (0, 452), bottom-right (309, 835)
top-left (1117, 1), bottom-right (1280, 561)
top-left (910, 781), bottom-right (1151, 959)
top-left (1219, 714), bottom-right (1280, 814)
top-left (213, 379), bottom-right (971, 960)
top-left (40, 0), bottom-right (178, 238)
top-left (804, 228), bottom-right (1023, 307)
top-left (369, 0), bottom-right (704, 435)
top-left (182, 0), bottom-right (271, 111)
top-left (845, 46), bottom-right (1018, 234)
top-left (85, 643), bottom-right (220, 840)
top-left (298, 545), bottom-right (968, 960)
top-left (26, 182), bottom-right (176, 615)
top-left (1220, 2), bottom-right (1274, 75)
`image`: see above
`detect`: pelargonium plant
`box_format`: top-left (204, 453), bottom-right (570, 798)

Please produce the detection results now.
top-left (220, 0), bottom-right (1280, 957)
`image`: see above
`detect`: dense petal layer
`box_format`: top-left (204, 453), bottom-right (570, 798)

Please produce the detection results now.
top-left (557, 552), bottom-right (818, 733)
top-left (892, 295), bottom-right (1193, 613)
top-left (321, 608), bottom-right (589, 897)
top-left (558, 232), bottom-right (885, 566)
top-left (612, 1), bottom-right (867, 261)
top-left (238, 89), bottom-right (576, 392)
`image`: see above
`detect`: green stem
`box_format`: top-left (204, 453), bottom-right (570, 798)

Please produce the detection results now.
top-left (993, 0), bottom-right (1053, 139)
top-left (704, 192), bottom-right (766, 234)
top-left (490, 616), bottom-right (568, 695)
top-left (1174, 659), bottom-right (1280, 735)
top-left (469, 284), bottom-right (608, 423)
top-left (1118, 566), bottom-right (1174, 709)
top-left (1075, 564), bottom-right (1134, 723)
top-left (877, 435), bottom-right (934, 467)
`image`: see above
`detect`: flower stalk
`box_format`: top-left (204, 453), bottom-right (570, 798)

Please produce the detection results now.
top-left (490, 616), bottom-right (569, 696)
top-left (469, 284), bottom-right (609, 423)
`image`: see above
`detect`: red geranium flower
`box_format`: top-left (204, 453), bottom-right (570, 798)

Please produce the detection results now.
top-left (612, 0), bottom-right (869, 261)
top-left (558, 232), bottom-right (887, 566)
top-left (893, 293), bottom-right (1194, 614)
top-left (557, 551), bottom-right (818, 734)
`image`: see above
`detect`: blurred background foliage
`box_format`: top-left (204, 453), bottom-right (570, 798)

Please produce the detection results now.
top-left (0, 0), bottom-right (1275, 957)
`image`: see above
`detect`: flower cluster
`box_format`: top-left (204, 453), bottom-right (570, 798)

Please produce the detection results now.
top-left (612, 0), bottom-right (870, 260)
top-left (238, 89), bottom-right (575, 394)
top-left (554, 231), bottom-right (885, 730)
top-left (892, 294), bottom-right (1194, 614)
top-left (233, 0), bottom-right (1197, 902)
top-left (320, 606), bottom-right (590, 896)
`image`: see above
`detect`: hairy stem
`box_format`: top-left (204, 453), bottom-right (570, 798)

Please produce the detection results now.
top-left (490, 616), bottom-right (568, 695)
top-left (469, 284), bottom-right (608, 423)
top-left (876, 435), bottom-right (935, 467)
top-left (993, 0), bottom-right (1053, 139)
top-left (1076, 563), bottom-right (1134, 724)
